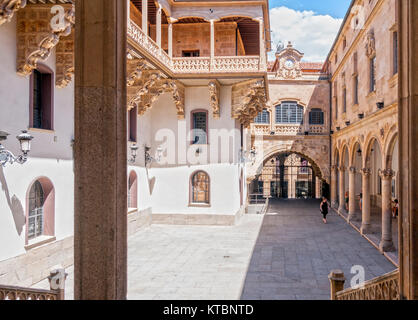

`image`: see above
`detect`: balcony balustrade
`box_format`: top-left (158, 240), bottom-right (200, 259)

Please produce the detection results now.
top-left (251, 123), bottom-right (328, 136)
top-left (128, 20), bottom-right (266, 75)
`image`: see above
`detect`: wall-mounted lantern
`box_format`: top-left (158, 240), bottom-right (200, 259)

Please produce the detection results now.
top-left (377, 102), bottom-right (384, 109)
top-left (0, 130), bottom-right (34, 167)
top-left (358, 113), bottom-right (364, 119)
top-left (239, 148), bottom-right (256, 164)
top-left (144, 145), bottom-right (163, 166)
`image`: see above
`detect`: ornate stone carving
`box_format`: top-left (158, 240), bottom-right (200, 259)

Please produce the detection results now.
top-left (232, 80), bottom-right (267, 128)
top-left (274, 42), bottom-right (304, 80)
top-left (0, 0), bottom-right (26, 25)
top-left (349, 166), bottom-right (356, 173)
top-left (335, 270), bottom-right (399, 300)
top-left (127, 70), bottom-right (163, 111)
top-left (55, 28), bottom-right (74, 88)
top-left (361, 168), bottom-right (372, 176)
top-left (17, 3), bottom-right (75, 76)
top-left (365, 30), bottom-right (376, 58)
top-left (208, 81), bottom-right (220, 119)
top-left (126, 58), bottom-right (150, 87)
top-left (379, 169), bottom-right (395, 180)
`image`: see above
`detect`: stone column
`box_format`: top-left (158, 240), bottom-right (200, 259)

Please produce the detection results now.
top-left (328, 270), bottom-right (345, 300)
top-left (74, 0), bottom-right (127, 300)
top-left (361, 168), bottom-right (372, 234)
top-left (348, 167), bottom-right (357, 221)
top-left (263, 180), bottom-right (271, 198)
top-left (398, 0), bottom-right (418, 300)
top-left (210, 19), bottom-right (215, 70)
top-left (331, 165), bottom-right (338, 208)
top-left (338, 166), bottom-right (346, 213)
top-left (379, 169), bottom-right (395, 252)
top-left (156, 5), bottom-right (162, 47)
top-left (257, 17), bottom-right (266, 70)
top-left (142, 0), bottom-right (148, 35)
top-left (168, 21), bottom-right (173, 59)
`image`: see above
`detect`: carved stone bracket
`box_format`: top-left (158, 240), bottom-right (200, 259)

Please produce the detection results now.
top-left (17, 3), bottom-right (75, 77)
top-left (232, 79), bottom-right (267, 128)
top-left (208, 80), bottom-right (220, 119)
top-left (127, 70), bottom-right (163, 112)
top-left (126, 58), bottom-right (150, 87)
top-left (0, 0), bottom-right (26, 26)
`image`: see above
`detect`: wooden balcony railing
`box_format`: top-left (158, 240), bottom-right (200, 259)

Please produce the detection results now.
top-left (128, 20), bottom-right (266, 75)
top-left (0, 269), bottom-right (67, 301)
top-left (329, 269), bottom-right (400, 300)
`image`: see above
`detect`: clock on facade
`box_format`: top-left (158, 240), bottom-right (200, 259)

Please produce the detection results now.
top-left (284, 58), bottom-right (295, 69)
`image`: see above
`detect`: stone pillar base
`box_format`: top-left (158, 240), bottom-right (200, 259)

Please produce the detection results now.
top-left (379, 239), bottom-right (395, 253)
top-left (331, 201), bottom-right (338, 209)
top-left (360, 223), bottom-right (372, 235)
top-left (348, 212), bottom-right (359, 222)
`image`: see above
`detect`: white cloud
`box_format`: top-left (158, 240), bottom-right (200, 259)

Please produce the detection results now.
top-left (268, 6), bottom-right (343, 62)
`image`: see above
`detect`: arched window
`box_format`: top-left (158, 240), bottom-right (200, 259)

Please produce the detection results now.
top-left (128, 171), bottom-right (138, 209)
top-left (27, 178), bottom-right (55, 243)
top-left (190, 171), bottom-right (210, 205)
top-left (275, 102), bottom-right (304, 124)
top-left (254, 109), bottom-right (270, 124)
top-left (309, 108), bottom-right (324, 125)
top-left (30, 65), bottom-right (54, 130)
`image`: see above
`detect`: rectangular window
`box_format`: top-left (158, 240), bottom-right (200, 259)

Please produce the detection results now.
top-left (370, 56), bottom-right (376, 92)
top-left (31, 69), bottom-right (53, 130)
top-left (353, 75), bottom-right (359, 105)
top-left (343, 87), bottom-right (347, 113)
top-left (182, 50), bottom-right (200, 57)
top-left (255, 109), bottom-right (270, 124)
top-left (275, 102), bottom-right (303, 124)
top-left (393, 31), bottom-right (398, 75)
top-left (128, 107), bottom-right (138, 142)
top-left (192, 111), bottom-right (207, 144)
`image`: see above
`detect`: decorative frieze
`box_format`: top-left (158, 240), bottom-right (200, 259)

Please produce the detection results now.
top-left (208, 80), bottom-right (220, 119)
top-left (0, 0), bottom-right (26, 25)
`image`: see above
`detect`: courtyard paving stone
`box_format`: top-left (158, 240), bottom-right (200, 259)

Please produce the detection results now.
top-left (33, 199), bottom-right (395, 300)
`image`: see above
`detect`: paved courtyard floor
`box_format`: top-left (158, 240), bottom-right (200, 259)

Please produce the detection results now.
top-left (33, 199), bottom-right (395, 300)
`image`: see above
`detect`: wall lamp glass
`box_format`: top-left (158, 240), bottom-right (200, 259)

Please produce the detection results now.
top-left (0, 130), bottom-right (34, 167)
top-left (144, 145), bottom-right (163, 166)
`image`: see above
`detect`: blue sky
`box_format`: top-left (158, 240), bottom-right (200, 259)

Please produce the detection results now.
top-left (268, 0), bottom-right (353, 61)
top-left (269, 0), bottom-right (352, 18)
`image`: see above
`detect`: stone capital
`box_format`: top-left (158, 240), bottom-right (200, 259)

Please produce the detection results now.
top-left (349, 166), bottom-right (356, 174)
top-left (338, 166), bottom-right (346, 172)
top-left (331, 165), bottom-right (338, 172)
top-left (361, 168), bottom-right (372, 177)
top-left (379, 169), bottom-right (395, 180)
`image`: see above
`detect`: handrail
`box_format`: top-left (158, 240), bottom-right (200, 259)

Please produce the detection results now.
top-left (128, 19), bottom-right (265, 74)
top-left (329, 269), bottom-right (400, 300)
top-left (0, 269), bottom-right (67, 300)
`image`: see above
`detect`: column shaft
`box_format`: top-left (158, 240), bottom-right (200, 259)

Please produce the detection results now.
top-left (361, 168), bottom-right (372, 234)
top-left (348, 167), bottom-right (357, 221)
top-left (331, 166), bottom-right (338, 208)
top-left (74, 0), bottom-right (128, 300)
top-left (168, 22), bottom-right (173, 59)
top-left (379, 170), bottom-right (395, 252)
top-left (142, 0), bottom-right (148, 35)
top-left (156, 6), bottom-right (162, 47)
top-left (338, 167), bottom-right (346, 213)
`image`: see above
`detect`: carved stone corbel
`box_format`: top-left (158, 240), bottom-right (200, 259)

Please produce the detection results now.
top-left (17, 3), bottom-right (75, 77)
top-left (232, 79), bottom-right (267, 128)
top-left (127, 70), bottom-right (163, 111)
top-left (208, 80), bottom-right (220, 119)
top-left (55, 29), bottom-right (74, 88)
top-left (126, 58), bottom-right (149, 87)
top-left (0, 0), bottom-right (26, 26)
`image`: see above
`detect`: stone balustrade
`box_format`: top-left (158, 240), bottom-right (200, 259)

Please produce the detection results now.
top-left (128, 20), bottom-right (265, 75)
top-left (329, 269), bottom-right (400, 300)
top-left (0, 269), bottom-right (67, 300)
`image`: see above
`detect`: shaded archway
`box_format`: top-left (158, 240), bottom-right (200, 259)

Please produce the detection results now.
top-left (250, 151), bottom-right (324, 200)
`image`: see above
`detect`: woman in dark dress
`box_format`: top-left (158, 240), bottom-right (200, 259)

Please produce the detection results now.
top-left (320, 196), bottom-right (329, 224)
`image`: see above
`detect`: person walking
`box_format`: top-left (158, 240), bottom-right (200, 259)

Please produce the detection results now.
top-left (320, 196), bottom-right (329, 224)
top-left (345, 191), bottom-right (349, 211)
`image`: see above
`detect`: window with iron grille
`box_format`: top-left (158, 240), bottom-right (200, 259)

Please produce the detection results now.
top-left (370, 56), bottom-right (376, 92)
top-left (343, 87), bottom-right (347, 113)
top-left (393, 31), bottom-right (398, 75)
top-left (254, 109), bottom-right (270, 124)
top-left (192, 111), bottom-right (207, 144)
top-left (309, 108), bottom-right (324, 125)
top-left (28, 181), bottom-right (44, 240)
top-left (353, 75), bottom-right (359, 105)
top-left (191, 171), bottom-right (210, 204)
top-left (31, 68), bottom-right (53, 130)
top-left (275, 102), bottom-right (304, 124)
